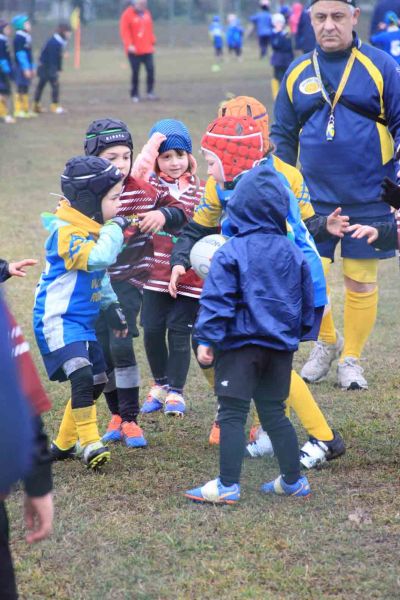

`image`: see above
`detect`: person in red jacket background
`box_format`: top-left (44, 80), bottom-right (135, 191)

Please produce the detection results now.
top-left (120, 0), bottom-right (157, 103)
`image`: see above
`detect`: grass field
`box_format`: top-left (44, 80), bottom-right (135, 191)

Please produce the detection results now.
top-left (1, 22), bottom-right (400, 600)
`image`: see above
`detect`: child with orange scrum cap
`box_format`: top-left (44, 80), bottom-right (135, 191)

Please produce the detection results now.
top-left (184, 115), bottom-right (314, 504)
top-left (170, 96), bottom-right (347, 470)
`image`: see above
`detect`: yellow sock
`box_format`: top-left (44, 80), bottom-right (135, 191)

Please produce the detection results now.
top-left (72, 404), bottom-right (100, 447)
top-left (54, 399), bottom-right (78, 450)
top-left (202, 367), bottom-right (215, 389)
top-left (318, 257), bottom-right (337, 344)
top-left (288, 370), bottom-right (333, 441)
top-left (0, 98), bottom-right (6, 117)
top-left (14, 94), bottom-right (22, 115)
top-left (22, 93), bottom-right (30, 113)
top-left (340, 288), bottom-right (378, 361)
top-left (271, 78), bottom-right (280, 100)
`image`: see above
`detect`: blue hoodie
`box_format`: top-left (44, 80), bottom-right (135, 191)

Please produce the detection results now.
top-left (194, 165), bottom-right (315, 352)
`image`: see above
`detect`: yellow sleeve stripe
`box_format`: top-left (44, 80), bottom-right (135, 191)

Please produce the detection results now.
top-left (354, 50), bottom-right (384, 117)
top-left (354, 49), bottom-right (394, 164)
top-left (286, 59), bottom-right (312, 103)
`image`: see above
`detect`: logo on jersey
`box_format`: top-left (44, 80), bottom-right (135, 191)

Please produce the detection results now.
top-left (299, 77), bottom-right (321, 95)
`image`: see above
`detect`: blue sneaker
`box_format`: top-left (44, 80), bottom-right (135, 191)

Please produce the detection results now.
top-left (102, 414), bottom-right (123, 443)
top-left (121, 421), bottom-right (147, 448)
top-left (185, 478), bottom-right (240, 504)
top-left (164, 391), bottom-right (186, 417)
top-left (260, 475), bottom-right (311, 497)
top-left (141, 384), bottom-right (167, 414)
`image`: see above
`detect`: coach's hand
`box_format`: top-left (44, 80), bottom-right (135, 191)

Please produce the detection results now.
top-left (169, 265), bottom-right (186, 298)
top-left (197, 344), bottom-right (214, 366)
top-left (326, 207), bottom-right (349, 237)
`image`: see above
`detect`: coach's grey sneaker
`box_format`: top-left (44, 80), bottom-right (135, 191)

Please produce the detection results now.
top-left (337, 357), bottom-right (368, 390)
top-left (301, 331), bottom-right (344, 383)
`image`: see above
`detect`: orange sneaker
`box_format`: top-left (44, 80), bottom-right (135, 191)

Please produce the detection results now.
top-left (209, 421), bottom-right (220, 445)
top-left (102, 414), bottom-right (122, 443)
top-left (121, 421), bottom-right (147, 448)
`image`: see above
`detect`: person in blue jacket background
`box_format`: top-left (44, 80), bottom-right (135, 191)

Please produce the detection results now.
top-left (33, 21), bottom-right (71, 114)
top-left (248, 0), bottom-right (273, 58)
top-left (270, 13), bottom-right (294, 99)
top-left (295, 5), bottom-right (316, 52)
top-left (0, 19), bottom-right (15, 123)
top-left (12, 14), bottom-right (35, 118)
top-left (209, 15), bottom-right (224, 58)
top-left (184, 163), bottom-right (314, 505)
top-left (226, 13), bottom-right (244, 58)
top-left (271, 0), bottom-right (400, 391)
top-left (370, 0), bottom-right (400, 37)
top-left (370, 10), bottom-right (400, 63)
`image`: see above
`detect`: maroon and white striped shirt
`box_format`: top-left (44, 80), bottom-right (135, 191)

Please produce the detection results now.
top-left (144, 175), bottom-right (205, 299)
top-left (108, 175), bottom-right (184, 288)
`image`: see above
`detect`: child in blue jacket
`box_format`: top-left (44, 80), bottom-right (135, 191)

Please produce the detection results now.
top-left (33, 22), bottom-right (71, 114)
top-left (226, 14), bottom-right (244, 57)
top-left (0, 19), bottom-right (15, 123)
top-left (270, 13), bottom-right (293, 99)
top-left (185, 162), bottom-right (314, 505)
top-left (12, 14), bottom-right (35, 118)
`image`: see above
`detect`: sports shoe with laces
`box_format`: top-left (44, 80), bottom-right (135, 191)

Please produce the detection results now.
top-left (300, 430), bottom-right (346, 469)
top-left (301, 331), bottom-right (344, 383)
top-left (141, 384), bottom-right (167, 413)
top-left (185, 478), bottom-right (240, 504)
top-left (3, 114), bottom-right (16, 123)
top-left (164, 391), bottom-right (186, 417)
top-left (121, 421), bottom-right (147, 448)
top-left (208, 421), bottom-right (220, 445)
top-left (245, 429), bottom-right (274, 458)
top-left (102, 414), bottom-right (123, 443)
top-left (82, 441), bottom-right (110, 469)
top-left (260, 475), bottom-right (311, 497)
top-left (337, 357), bottom-right (368, 390)
top-left (50, 440), bottom-right (82, 461)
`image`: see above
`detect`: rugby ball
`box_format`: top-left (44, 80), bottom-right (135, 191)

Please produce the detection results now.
top-left (189, 234), bottom-right (226, 279)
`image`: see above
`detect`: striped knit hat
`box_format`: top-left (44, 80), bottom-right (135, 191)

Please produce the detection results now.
top-left (201, 115), bottom-right (264, 183)
top-left (149, 119), bottom-right (192, 154)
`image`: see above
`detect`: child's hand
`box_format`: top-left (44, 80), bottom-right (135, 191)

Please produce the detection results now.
top-left (138, 210), bottom-right (166, 233)
top-left (346, 224), bottom-right (379, 244)
top-left (24, 493), bottom-right (53, 544)
top-left (8, 259), bottom-right (38, 277)
top-left (168, 265), bottom-right (186, 298)
top-left (326, 207), bottom-right (349, 238)
top-left (23, 69), bottom-right (33, 79)
top-left (197, 344), bottom-right (214, 366)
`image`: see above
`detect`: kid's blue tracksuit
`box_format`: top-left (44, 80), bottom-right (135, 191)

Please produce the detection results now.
top-left (34, 33), bottom-right (67, 105)
top-left (0, 33), bottom-right (13, 95)
top-left (13, 29), bottom-right (34, 92)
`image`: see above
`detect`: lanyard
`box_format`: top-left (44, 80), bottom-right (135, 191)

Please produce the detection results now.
top-left (312, 47), bottom-right (357, 141)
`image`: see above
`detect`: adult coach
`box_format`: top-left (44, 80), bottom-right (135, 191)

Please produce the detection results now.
top-left (271, 0), bottom-right (400, 390)
top-left (120, 0), bottom-right (156, 103)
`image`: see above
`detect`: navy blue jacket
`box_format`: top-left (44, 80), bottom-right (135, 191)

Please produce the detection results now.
top-left (194, 165), bottom-right (315, 352)
top-left (271, 30), bottom-right (294, 69)
top-left (0, 295), bottom-right (33, 494)
top-left (38, 33), bottom-right (66, 75)
top-left (0, 34), bottom-right (13, 75)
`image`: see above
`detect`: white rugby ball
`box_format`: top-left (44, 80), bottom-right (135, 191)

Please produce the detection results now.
top-left (189, 234), bottom-right (226, 280)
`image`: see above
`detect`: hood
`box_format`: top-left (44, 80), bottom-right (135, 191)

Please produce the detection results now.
top-left (41, 201), bottom-right (102, 237)
top-left (227, 163), bottom-right (289, 236)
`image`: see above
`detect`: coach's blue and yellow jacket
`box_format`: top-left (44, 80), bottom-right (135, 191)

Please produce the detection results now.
top-left (271, 34), bottom-right (400, 218)
top-left (33, 202), bottom-right (123, 355)
top-left (194, 164), bottom-right (315, 352)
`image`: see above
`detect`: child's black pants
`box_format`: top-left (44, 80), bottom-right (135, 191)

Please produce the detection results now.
top-left (215, 345), bottom-right (300, 487)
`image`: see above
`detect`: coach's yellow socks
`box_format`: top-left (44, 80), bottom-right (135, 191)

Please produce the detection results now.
top-left (340, 288), bottom-right (378, 361)
top-left (72, 404), bottom-right (100, 447)
top-left (54, 398), bottom-right (78, 450)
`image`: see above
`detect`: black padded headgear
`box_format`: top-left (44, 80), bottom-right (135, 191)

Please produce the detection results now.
top-left (84, 118), bottom-right (133, 156)
top-left (61, 156), bottom-right (123, 224)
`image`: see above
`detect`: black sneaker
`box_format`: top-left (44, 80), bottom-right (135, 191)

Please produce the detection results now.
top-left (50, 441), bottom-right (81, 462)
top-left (325, 430), bottom-right (346, 461)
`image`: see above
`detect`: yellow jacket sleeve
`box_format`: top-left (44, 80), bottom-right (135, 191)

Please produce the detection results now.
top-left (57, 225), bottom-right (96, 271)
top-left (193, 176), bottom-right (223, 228)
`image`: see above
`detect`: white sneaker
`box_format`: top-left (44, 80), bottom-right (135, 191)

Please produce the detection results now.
top-left (301, 331), bottom-right (344, 383)
top-left (3, 115), bottom-right (16, 124)
top-left (245, 429), bottom-right (274, 458)
top-left (131, 96), bottom-right (140, 103)
top-left (337, 357), bottom-right (368, 390)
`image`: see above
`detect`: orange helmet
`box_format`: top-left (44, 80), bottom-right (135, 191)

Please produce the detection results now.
top-left (218, 96), bottom-right (269, 152)
top-left (201, 115), bottom-right (264, 183)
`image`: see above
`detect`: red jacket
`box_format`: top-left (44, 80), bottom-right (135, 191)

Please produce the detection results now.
top-left (120, 6), bottom-right (156, 55)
